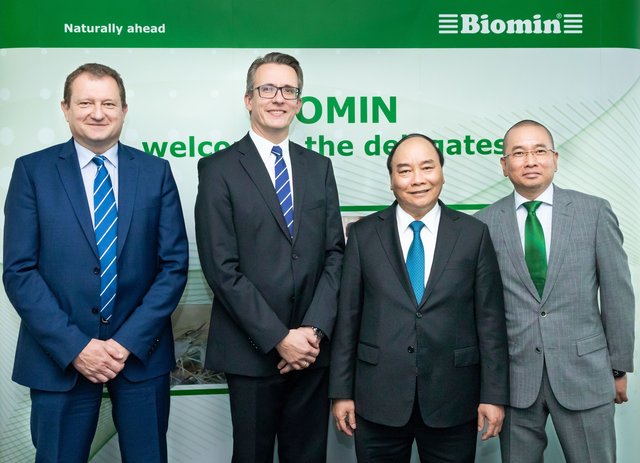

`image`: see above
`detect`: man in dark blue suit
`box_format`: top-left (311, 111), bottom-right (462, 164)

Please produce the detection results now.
top-left (3, 63), bottom-right (189, 462)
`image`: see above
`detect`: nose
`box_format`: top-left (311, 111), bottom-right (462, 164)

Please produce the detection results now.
top-left (411, 171), bottom-right (427, 185)
top-left (272, 88), bottom-right (286, 102)
top-left (91, 104), bottom-right (104, 119)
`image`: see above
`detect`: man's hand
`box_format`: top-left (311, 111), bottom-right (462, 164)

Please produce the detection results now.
top-left (477, 403), bottom-right (504, 441)
top-left (615, 376), bottom-right (629, 404)
top-left (104, 339), bottom-right (130, 363)
top-left (276, 327), bottom-right (320, 374)
top-left (72, 339), bottom-right (126, 383)
top-left (332, 399), bottom-right (357, 436)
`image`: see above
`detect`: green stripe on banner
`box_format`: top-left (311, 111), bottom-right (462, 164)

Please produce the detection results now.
top-left (1, 0), bottom-right (638, 49)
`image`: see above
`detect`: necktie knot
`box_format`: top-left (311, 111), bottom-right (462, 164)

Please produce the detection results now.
top-left (523, 200), bottom-right (542, 214)
top-left (410, 220), bottom-right (425, 234)
top-left (92, 155), bottom-right (106, 167)
top-left (271, 145), bottom-right (283, 158)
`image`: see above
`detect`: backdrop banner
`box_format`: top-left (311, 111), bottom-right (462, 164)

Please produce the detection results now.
top-left (1, 1), bottom-right (639, 461)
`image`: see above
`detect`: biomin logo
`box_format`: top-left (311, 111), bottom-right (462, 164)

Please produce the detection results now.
top-left (438, 13), bottom-right (583, 35)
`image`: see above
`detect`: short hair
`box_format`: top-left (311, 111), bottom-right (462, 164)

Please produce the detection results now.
top-left (63, 63), bottom-right (126, 107)
top-left (245, 52), bottom-right (304, 96)
top-left (387, 133), bottom-right (444, 173)
top-left (503, 120), bottom-right (555, 150)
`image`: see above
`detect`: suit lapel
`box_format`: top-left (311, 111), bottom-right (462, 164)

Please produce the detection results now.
top-left (499, 193), bottom-right (542, 300)
top-left (116, 143), bottom-right (138, 257)
top-left (289, 142), bottom-right (307, 245)
top-left (237, 134), bottom-right (291, 241)
top-left (421, 203), bottom-right (461, 308)
top-left (542, 186), bottom-right (573, 303)
top-left (375, 204), bottom-right (416, 304)
top-left (56, 140), bottom-right (99, 259)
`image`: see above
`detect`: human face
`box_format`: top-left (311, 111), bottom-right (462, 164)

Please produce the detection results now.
top-left (501, 125), bottom-right (558, 200)
top-left (61, 73), bottom-right (127, 154)
top-left (244, 63), bottom-right (301, 144)
top-left (390, 137), bottom-right (444, 220)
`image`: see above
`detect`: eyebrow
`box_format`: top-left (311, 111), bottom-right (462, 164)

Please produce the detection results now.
top-left (509, 143), bottom-right (549, 150)
top-left (395, 160), bottom-right (435, 169)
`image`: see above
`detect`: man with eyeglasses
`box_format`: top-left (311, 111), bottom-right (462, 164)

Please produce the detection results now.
top-left (475, 119), bottom-right (634, 463)
top-left (195, 52), bottom-right (344, 462)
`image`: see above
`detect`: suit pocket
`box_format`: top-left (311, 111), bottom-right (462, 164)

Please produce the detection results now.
top-left (576, 333), bottom-right (608, 356)
top-left (454, 345), bottom-right (480, 367)
top-left (357, 342), bottom-right (379, 365)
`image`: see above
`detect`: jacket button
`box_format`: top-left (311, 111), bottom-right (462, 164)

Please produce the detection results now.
top-left (535, 347), bottom-right (542, 353)
top-left (292, 254), bottom-right (299, 260)
top-left (91, 307), bottom-right (100, 314)
top-left (416, 312), bottom-right (422, 319)
top-left (407, 346), bottom-right (415, 353)
top-left (93, 267), bottom-right (100, 275)
top-left (540, 311), bottom-right (547, 317)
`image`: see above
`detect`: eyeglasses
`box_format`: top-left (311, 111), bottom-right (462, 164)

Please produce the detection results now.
top-left (254, 85), bottom-right (300, 100)
top-left (503, 148), bottom-right (556, 159)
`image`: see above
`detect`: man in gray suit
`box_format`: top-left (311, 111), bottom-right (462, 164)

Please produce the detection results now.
top-left (475, 119), bottom-right (635, 462)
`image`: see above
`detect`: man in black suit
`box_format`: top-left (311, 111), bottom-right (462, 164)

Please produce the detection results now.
top-left (195, 52), bottom-right (345, 463)
top-left (329, 134), bottom-right (509, 462)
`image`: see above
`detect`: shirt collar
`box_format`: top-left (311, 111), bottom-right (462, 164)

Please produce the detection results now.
top-left (75, 140), bottom-right (119, 169)
top-left (249, 129), bottom-right (289, 157)
top-left (514, 183), bottom-right (554, 210)
top-left (396, 202), bottom-right (441, 234)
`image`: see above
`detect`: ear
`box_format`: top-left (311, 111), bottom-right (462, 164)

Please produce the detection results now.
top-left (244, 93), bottom-right (253, 112)
top-left (500, 157), bottom-right (509, 177)
top-left (60, 101), bottom-right (70, 122)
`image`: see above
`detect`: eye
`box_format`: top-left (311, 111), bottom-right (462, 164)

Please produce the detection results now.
top-left (511, 151), bottom-right (525, 158)
top-left (535, 149), bottom-right (548, 156)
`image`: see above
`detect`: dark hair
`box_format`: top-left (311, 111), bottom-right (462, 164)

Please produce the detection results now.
top-left (245, 52), bottom-right (303, 96)
top-left (387, 133), bottom-right (444, 173)
top-left (503, 120), bottom-right (555, 150)
top-left (63, 63), bottom-right (126, 106)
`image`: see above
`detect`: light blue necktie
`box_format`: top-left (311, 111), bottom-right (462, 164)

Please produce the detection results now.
top-left (406, 221), bottom-right (425, 304)
top-left (92, 156), bottom-right (118, 322)
top-left (272, 145), bottom-right (294, 238)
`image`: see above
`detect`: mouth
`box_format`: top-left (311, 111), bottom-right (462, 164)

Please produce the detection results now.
top-left (267, 109), bottom-right (287, 117)
top-left (409, 189), bottom-right (430, 196)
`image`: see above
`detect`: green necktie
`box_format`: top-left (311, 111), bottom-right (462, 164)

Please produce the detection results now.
top-left (523, 201), bottom-right (546, 297)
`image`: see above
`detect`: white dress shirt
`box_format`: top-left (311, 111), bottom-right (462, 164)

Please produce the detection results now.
top-left (396, 203), bottom-right (441, 288)
top-left (76, 141), bottom-right (119, 226)
top-left (514, 184), bottom-right (553, 263)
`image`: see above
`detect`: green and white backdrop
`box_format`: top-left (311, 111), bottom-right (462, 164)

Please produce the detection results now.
top-left (1, 0), bottom-right (639, 461)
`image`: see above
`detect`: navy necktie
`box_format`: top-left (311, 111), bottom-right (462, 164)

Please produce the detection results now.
top-left (92, 156), bottom-right (118, 321)
top-left (272, 145), bottom-right (294, 238)
top-left (406, 221), bottom-right (425, 304)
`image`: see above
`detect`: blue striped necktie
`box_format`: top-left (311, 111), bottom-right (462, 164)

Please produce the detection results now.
top-left (272, 145), bottom-right (294, 238)
top-left (406, 221), bottom-right (425, 304)
top-left (92, 156), bottom-right (118, 322)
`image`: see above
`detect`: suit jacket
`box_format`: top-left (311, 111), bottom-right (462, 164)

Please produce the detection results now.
top-left (3, 139), bottom-right (189, 392)
top-left (475, 185), bottom-right (635, 410)
top-left (329, 201), bottom-right (509, 428)
top-left (194, 133), bottom-right (344, 376)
